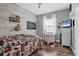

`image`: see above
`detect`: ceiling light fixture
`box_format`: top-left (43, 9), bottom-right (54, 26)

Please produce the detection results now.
top-left (38, 3), bottom-right (42, 8)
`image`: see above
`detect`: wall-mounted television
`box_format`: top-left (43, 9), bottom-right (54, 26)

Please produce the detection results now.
top-left (27, 21), bottom-right (36, 30)
top-left (62, 19), bottom-right (72, 27)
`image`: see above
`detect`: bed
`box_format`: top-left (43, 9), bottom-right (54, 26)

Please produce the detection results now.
top-left (0, 34), bottom-right (42, 56)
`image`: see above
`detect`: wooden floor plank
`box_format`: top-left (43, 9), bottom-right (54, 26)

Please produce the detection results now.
top-left (31, 42), bottom-right (74, 56)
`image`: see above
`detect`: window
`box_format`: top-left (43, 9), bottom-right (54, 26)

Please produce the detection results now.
top-left (43, 14), bottom-right (56, 35)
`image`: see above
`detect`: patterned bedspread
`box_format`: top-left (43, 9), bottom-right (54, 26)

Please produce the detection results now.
top-left (0, 34), bottom-right (42, 56)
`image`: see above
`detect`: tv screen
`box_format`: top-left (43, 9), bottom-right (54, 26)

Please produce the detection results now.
top-left (62, 19), bottom-right (72, 27)
top-left (27, 21), bottom-right (36, 30)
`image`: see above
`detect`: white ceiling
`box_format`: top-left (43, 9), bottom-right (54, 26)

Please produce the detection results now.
top-left (16, 3), bottom-right (70, 15)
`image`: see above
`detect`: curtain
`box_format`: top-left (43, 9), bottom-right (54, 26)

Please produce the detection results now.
top-left (43, 14), bottom-right (56, 35)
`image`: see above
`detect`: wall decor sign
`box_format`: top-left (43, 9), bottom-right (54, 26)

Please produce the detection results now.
top-left (9, 15), bottom-right (20, 23)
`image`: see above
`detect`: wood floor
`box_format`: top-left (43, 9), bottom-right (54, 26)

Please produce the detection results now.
top-left (31, 42), bottom-right (74, 56)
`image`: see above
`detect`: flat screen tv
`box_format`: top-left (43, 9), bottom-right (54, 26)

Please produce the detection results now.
top-left (27, 21), bottom-right (36, 30)
top-left (62, 19), bottom-right (72, 27)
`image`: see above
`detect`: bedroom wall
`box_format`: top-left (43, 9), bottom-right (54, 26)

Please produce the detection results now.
top-left (36, 8), bottom-right (69, 42)
top-left (37, 8), bottom-right (69, 42)
top-left (56, 8), bottom-right (69, 42)
top-left (0, 3), bottom-right (37, 36)
top-left (69, 3), bottom-right (79, 55)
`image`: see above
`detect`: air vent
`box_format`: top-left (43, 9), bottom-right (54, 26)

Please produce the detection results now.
top-left (46, 15), bottom-right (52, 19)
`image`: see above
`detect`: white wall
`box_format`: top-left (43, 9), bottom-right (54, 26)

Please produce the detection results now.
top-left (56, 9), bottom-right (69, 42)
top-left (69, 3), bottom-right (79, 55)
top-left (0, 3), bottom-right (36, 36)
top-left (37, 8), bottom-right (69, 42)
top-left (74, 5), bottom-right (79, 56)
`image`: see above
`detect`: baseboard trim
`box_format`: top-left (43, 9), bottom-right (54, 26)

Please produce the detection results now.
top-left (70, 46), bottom-right (75, 56)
